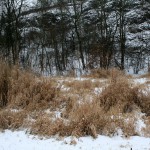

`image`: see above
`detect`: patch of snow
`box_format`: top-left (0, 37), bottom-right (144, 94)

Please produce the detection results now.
top-left (61, 85), bottom-right (70, 92)
top-left (0, 130), bottom-right (150, 150)
top-left (94, 87), bottom-right (102, 95)
top-left (133, 78), bottom-right (147, 84)
top-left (26, 0), bottom-right (37, 7)
top-left (134, 112), bottom-right (146, 136)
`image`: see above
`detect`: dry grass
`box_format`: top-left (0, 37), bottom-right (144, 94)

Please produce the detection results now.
top-left (0, 62), bottom-right (150, 139)
top-left (63, 79), bottom-right (106, 95)
top-left (140, 73), bottom-right (150, 78)
top-left (99, 74), bottom-right (150, 116)
top-left (65, 100), bottom-right (107, 138)
top-left (0, 110), bottom-right (26, 130)
top-left (0, 62), bottom-right (61, 111)
top-left (137, 91), bottom-right (150, 116)
top-left (61, 99), bottom-right (138, 138)
top-left (8, 69), bottom-right (61, 111)
top-left (142, 116), bottom-right (150, 137)
top-left (102, 111), bottom-right (137, 137)
top-left (30, 114), bottom-right (64, 137)
top-left (99, 77), bottom-right (139, 113)
top-left (0, 61), bottom-right (11, 107)
top-left (64, 80), bottom-right (92, 91)
top-left (84, 68), bottom-right (124, 79)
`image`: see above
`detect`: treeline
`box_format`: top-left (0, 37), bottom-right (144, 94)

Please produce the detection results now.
top-left (0, 0), bottom-right (149, 75)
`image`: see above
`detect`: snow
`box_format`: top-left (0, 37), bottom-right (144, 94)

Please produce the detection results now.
top-left (133, 78), bottom-right (147, 84)
top-left (26, 0), bottom-right (37, 7)
top-left (0, 130), bottom-right (150, 150)
top-left (94, 87), bottom-right (102, 95)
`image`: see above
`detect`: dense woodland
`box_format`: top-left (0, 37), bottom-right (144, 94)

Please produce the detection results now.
top-left (0, 0), bottom-right (150, 75)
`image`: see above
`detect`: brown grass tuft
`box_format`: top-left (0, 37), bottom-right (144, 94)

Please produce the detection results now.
top-left (0, 110), bottom-right (26, 130)
top-left (63, 100), bottom-right (107, 138)
top-left (100, 76), bottom-right (139, 113)
top-left (30, 114), bottom-right (64, 136)
top-left (8, 70), bottom-right (60, 110)
top-left (99, 75), bottom-right (150, 116)
top-left (137, 91), bottom-right (150, 116)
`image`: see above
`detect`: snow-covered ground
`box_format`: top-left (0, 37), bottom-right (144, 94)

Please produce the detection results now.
top-left (0, 130), bottom-right (150, 150)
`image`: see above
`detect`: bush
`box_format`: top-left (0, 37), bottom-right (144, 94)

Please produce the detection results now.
top-left (99, 77), bottom-right (139, 112)
top-left (8, 70), bottom-right (60, 110)
top-left (30, 114), bottom-right (64, 136)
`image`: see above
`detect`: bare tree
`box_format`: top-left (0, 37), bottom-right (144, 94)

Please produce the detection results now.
top-left (0, 0), bottom-right (25, 65)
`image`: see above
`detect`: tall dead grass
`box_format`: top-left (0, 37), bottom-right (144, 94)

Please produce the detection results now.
top-left (29, 99), bottom-right (139, 138)
top-left (0, 61), bottom-right (61, 110)
top-left (99, 76), bottom-right (150, 115)
top-left (0, 61), bottom-right (11, 107)
top-left (8, 70), bottom-right (60, 110)
top-left (0, 62), bottom-right (150, 138)
top-left (63, 80), bottom-right (94, 94)
top-left (100, 77), bottom-right (138, 112)
top-left (30, 114), bottom-right (64, 136)
top-left (84, 68), bottom-right (124, 79)
top-left (0, 110), bottom-right (26, 130)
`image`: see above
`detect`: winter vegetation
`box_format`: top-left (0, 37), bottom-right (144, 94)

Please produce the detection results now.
top-left (0, 62), bottom-right (150, 149)
top-left (0, 0), bottom-right (150, 149)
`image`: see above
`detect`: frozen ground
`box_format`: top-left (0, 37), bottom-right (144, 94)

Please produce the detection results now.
top-left (0, 130), bottom-right (150, 150)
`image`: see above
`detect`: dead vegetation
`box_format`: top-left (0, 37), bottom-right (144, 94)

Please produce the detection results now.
top-left (0, 63), bottom-right (61, 110)
top-left (0, 61), bottom-right (10, 107)
top-left (0, 110), bottom-right (26, 130)
top-left (30, 114), bottom-right (64, 137)
top-left (142, 116), bottom-right (150, 137)
top-left (100, 76), bottom-right (150, 115)
top-left (100, 77), bottom-right (139, 113)
top-left (84, 68), bottom-right (124, 79)
top-left (63, 79), bottom-right (105, 96)
top-left (8, 70), bottom-right (60, 111)
top-left (0, 62), bottom-right (150, 139)
top-left (140, 73), bottom-right (150, 78)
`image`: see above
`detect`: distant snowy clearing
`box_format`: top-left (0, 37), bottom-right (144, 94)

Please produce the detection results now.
top-left (0, 130), bottom-right (150, 150)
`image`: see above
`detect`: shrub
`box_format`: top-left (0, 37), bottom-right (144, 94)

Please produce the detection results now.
top-left (99, 76), bottom-right (139, 112)
top-left (30, 114), bottom-right (64, 136)
top-left (8, 69), bottom-right (60, 110)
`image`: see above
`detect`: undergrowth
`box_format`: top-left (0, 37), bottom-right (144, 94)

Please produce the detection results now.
top-left (0, 62), bottom-right (150, 139)
top-left (84, 68), bottom-right (124, 79)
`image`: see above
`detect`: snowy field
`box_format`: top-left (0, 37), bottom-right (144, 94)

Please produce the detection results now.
top-left (0, 130), bottom-right (150, 150)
